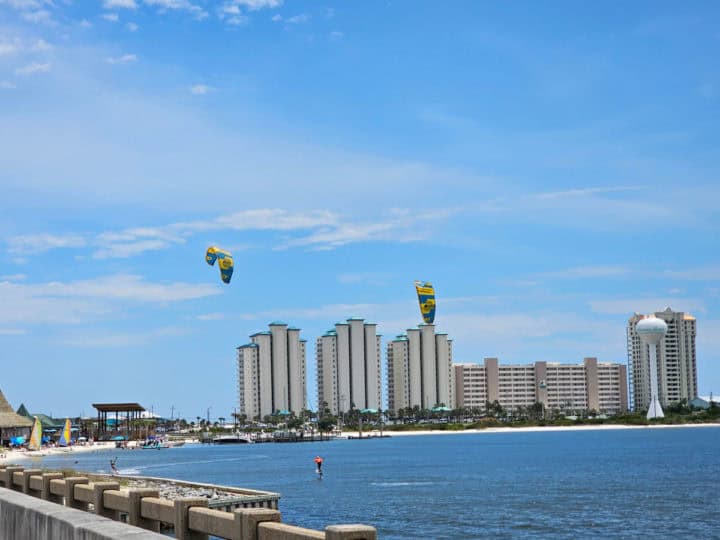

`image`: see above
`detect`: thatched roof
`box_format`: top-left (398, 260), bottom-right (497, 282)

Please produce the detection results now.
top-left (0, 389), bottom-right (33, 428)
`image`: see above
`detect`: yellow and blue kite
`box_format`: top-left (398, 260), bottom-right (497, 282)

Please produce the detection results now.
top-left (205, 246), bottom-right (234, 284)
top-left (414, 280), bottom-right (436, 324)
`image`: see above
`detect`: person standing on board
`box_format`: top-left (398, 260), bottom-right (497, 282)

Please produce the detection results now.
top-left (314, 455), bottom-right (323, 475)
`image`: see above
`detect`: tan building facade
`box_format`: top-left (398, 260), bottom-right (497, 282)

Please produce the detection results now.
top-left (454, 357), bottom-right (628, 415)
top-left (316, 317), bottom-right (382, 414)
top-left (627, 308), bottom-right (698, 411)
top-left (237, 322), bottom-right (307, 419)
top-left (387, 324), bottom-right (454, 413)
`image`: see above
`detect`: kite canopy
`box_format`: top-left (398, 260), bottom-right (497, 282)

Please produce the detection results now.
top-left (414, 281), bottom-right (436, 324)
top-left (205, 246), bottom-right (234, 284)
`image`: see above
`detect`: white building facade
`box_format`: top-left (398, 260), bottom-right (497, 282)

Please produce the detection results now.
top-left (237, 322), bottom-right (307, 419)
top-left (454, 357), bottom-right (628, 415)
top-left (627, 308), bottom-right (698, 411)
top-left (316, 317), bottom-right (382, 414)
top-left (387, 324), bottom-right (454, 413)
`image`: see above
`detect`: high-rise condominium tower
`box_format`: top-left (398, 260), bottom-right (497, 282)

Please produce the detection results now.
top-left (387, 324), bottom-right (454, 414)
top-left (237, 322), bottom-right (307, 420)
top-left (627, 308), bottom-right (697, 412)
top-left (316, 317), bottom-right (382, 414)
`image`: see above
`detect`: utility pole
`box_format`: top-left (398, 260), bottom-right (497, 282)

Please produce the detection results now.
top-left (170, 405), bottom-right (175, 420)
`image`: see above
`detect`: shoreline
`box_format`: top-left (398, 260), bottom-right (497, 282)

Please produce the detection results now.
top-left (0, 441), bottom-right (116, 465)
top-left (343, 422), bottom-right (720, 438)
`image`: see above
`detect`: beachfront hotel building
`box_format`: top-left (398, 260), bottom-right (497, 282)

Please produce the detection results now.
top-left (454, 357), bottom-right (628, 415)
top-left (236, 322), bottom-right (307, 420)
top-left (627, 308), bottom-right (697, 412)
top-left (387, 324), bottom-right (454, 414)
top-left (316, 317), bottom-right (382, 414)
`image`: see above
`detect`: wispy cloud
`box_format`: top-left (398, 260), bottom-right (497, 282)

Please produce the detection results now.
top-left (144, 0), bottom-right (208, 20)
top-left (0, 42), bottom-right (19, 55)
top-left (104, 0), bottom-right (137, 9)
top-left (0, 328), bottom-right (27, 336)
top-left (5, 207), bottom-right (458, 259)
top-left (0, 274), bottom-right (26, 281)
top-left (60, 326), bottom-right (186, 347)
top-left (543, 265), bottom-right (634, 279)
top-left (534, 186), bottom-right (645, 200)
top-left (663, 266), bottom-right (720, 282)
top-left (8, 233), bottom-right (86, 254)
top-left (0, 81), bottom-right (16, 89)
top-left (190, 84), bottom-right (213, 95)
top-left (0, 275), bottom-right (220, 325)
top-left (15, 62), bottom-right (50, 75)
top-left (233, 0), bottom-right (282, 9)
top-left (589, 297), bottom-right (705, 315)
top-left (285, 13), bottom-right (309, 24)
top-left (100, 12), bottom-right (120, 22)
top-left (21, 9), bottom-right (53, 24)
top-left (126, 22), bottom-right (139, 31)
top-left (106, 54), bottom-right (137, 64)
top-left (196, 313), bottom-right (225, 321)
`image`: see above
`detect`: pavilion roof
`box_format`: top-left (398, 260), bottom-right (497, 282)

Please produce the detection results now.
top-left (92, 403), bottom-right (145, 413)
top-left (0, 389), bottom-right (33, 428)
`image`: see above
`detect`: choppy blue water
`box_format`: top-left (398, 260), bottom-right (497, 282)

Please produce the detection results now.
top-left (29, 427), bottom-right (720, 539)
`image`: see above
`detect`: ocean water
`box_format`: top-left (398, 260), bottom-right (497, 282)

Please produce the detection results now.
top-left (29, 427), bottom-right (720, 539)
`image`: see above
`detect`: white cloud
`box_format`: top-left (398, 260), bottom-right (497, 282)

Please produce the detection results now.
top-left (0, 275), bottom-right (220, 325)
top-left (543, 265), bottom-right (633, 279)
top-left (104, 0), bottom-right (137, 9)
top-left (101, 12), bottom-right (120, 22)
top-left (0, 43), bottom-right (18, 55)
top-left (196, 313), bottom-right (225, 321)
top-left (285, 13), bottom-right (309, 24)
top-left (233, 0), bottom-right (281, 10)
top-left (225, 15), bottom-right (248, 25)
top-left (0, 81), bottom-right (17, 89)
top-left (106, 53), bottom-right (137, 64)
top-left (190, 84), bottom-right (213, 95)
top-left (8, 233), bottom-right (85, 253)
top-left (589, 298), bottom-right (705, 315)
top-left (126, 22), bottom-right (139, 31)
top-left (15, 62), bottom-right (50, 75)
top-left (0, 328), bottom-right (27, 336)
top-left (271, 14), bottom-right (281, 21)
top-left (60, 326), bottom-right (186, 347)
top-left (663, 266), bottom-right (720, 281)
top-left (31, 39), bottom-right (52, 50)
top-left (80, 19), bottom-right (93, 27)
top-left (21, 9), bottom-right (53, 24)
top-left (143, 0), bottom-right (208, 19)
top-left (0, 274), bottom-right (26, 281)
top-left (534, 186), bottom-right (644, 200)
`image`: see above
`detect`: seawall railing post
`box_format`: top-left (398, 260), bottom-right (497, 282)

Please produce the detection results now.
top-left (0, 466), bottom-right (23, 489)
top-left (41, 472), bottom-right (64, 503)
top-left (174, 497), bottom-right (209, 540)
top-left (21, 469), bottom-right (42, 495)
top-left (325, 524), bottom-right (378, 540)
top-left (64, 476), bottom-right (89, 510)
top-left (128, 488), bottom-right (160, 531)
top-left (93, 481), bottom-right (120, 519)
top-left (234, 507), bottom-right (281, 540)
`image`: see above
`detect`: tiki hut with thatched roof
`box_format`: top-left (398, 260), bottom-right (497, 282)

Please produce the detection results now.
top-left (0, 389), bottom-right (33, 445)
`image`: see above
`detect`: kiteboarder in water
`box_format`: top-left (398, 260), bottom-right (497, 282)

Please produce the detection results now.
top-left (110, 457), bottom-right (119, 475)
top-left (314, 456), bottom-right (323, 476)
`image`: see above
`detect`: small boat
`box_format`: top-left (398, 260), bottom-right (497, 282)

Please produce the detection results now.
top-left (213, 434), bottom-right (253, 444)
top-left (27, 416), bottom-right (43, 452)
top-left (58, 418), bottom-right (72, 448)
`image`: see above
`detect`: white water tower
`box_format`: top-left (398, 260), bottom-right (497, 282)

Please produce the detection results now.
top-left (636, 316), bottom-right (668, 419)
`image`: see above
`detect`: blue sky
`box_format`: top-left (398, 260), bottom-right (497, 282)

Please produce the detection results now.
top-left (1, 1), bottom-right (718, 419)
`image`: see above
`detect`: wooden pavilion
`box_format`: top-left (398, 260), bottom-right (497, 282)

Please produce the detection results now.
top-left (0, 389), bottom-right (33, 445)
top-left (92, 403), bottom-right (145, 440)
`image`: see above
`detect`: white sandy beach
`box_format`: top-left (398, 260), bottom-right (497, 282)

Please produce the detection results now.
top-left (344, 422), bottom-right (720, 438)
top-left (0, 441), bottom-right (117, 465)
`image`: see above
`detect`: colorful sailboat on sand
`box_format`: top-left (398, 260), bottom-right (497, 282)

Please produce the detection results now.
top-left (28, 416), bottom-right (42, 451)
top-left (58, 418), bottom-right (72, 447)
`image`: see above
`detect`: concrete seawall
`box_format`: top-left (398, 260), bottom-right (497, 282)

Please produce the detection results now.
top-left (0, 488), bottom-right (164, 540)
top-left (0, 465), bottom-right (377, 540)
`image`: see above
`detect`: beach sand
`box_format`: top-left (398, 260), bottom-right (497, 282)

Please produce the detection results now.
top-left (0, 441), bottom-right (116, 465)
